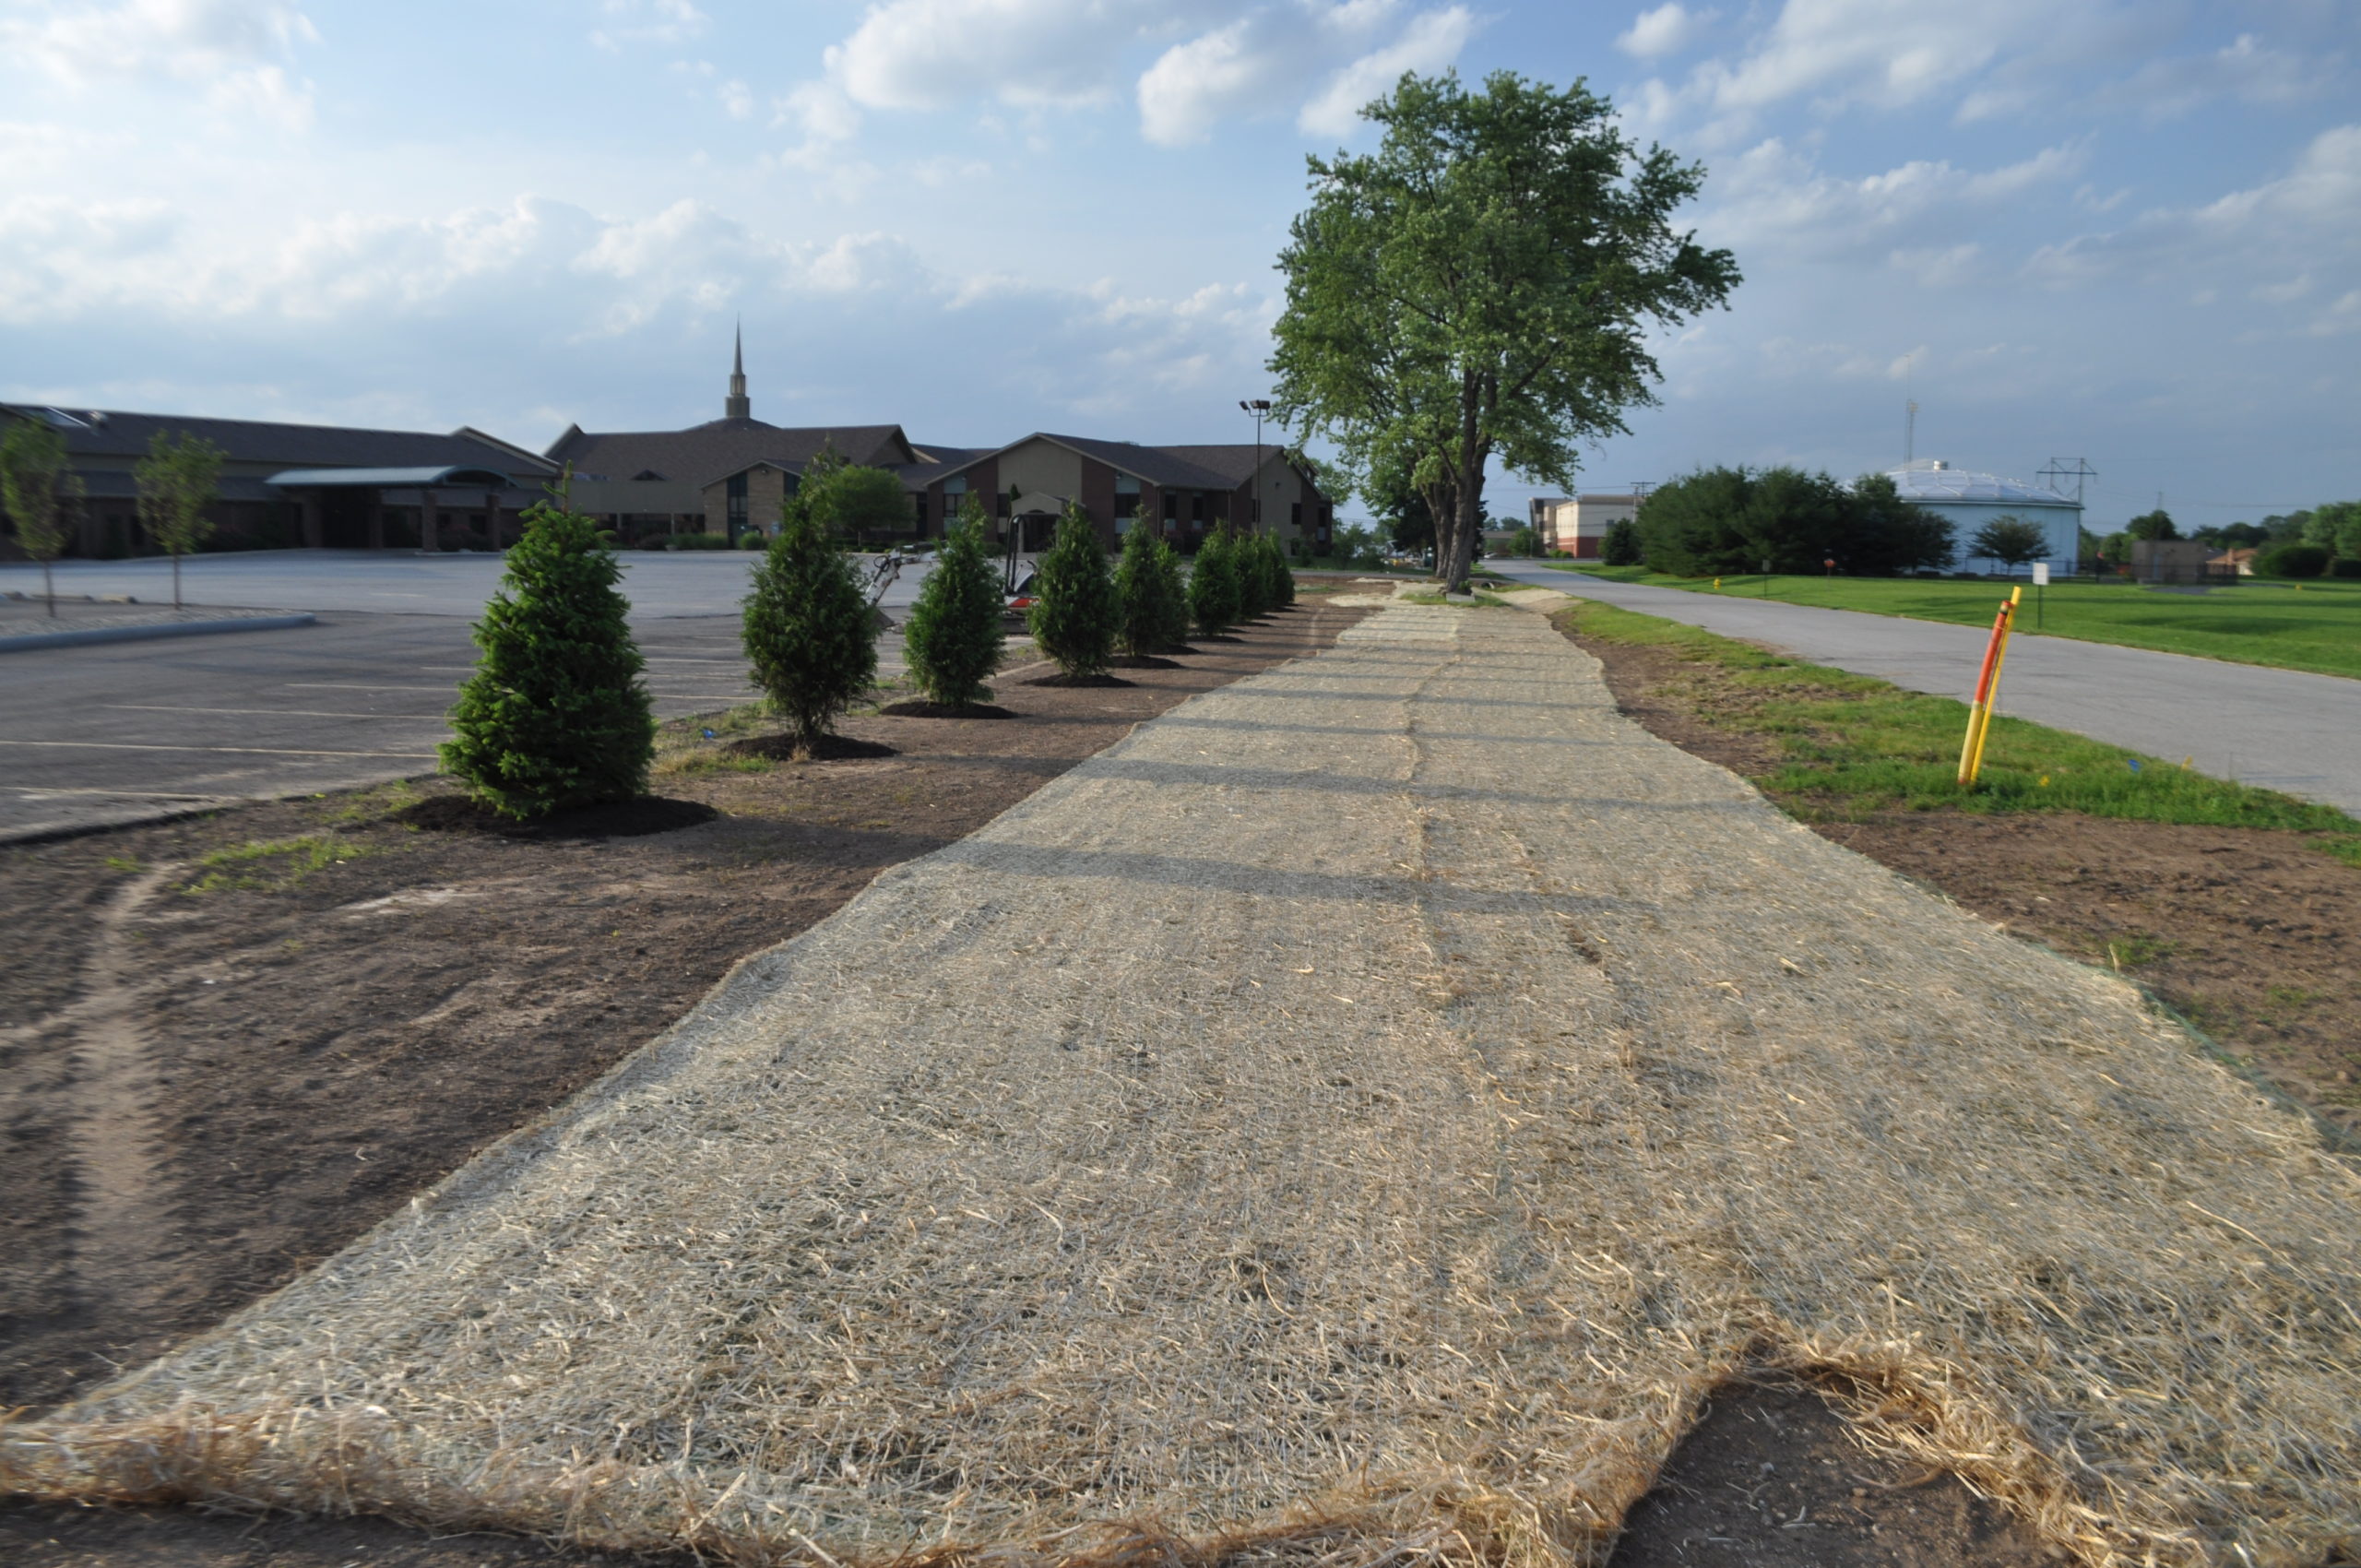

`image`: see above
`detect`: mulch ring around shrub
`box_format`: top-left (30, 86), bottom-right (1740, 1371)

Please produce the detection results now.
top-left (1024, 672), bottom-right (1134, 687)
top-left (1109, 655), bottom-right (1183, 670)
top-left (877, 700), bottom-right (1017, 719)
top-left (720, 734), bottom-right (898, 762)
top-left (389, 795), bottom-right (719, 839)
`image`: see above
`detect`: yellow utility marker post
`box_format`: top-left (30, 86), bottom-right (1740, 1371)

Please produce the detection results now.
top-left (1957, 586), bottom-right (2023, 787)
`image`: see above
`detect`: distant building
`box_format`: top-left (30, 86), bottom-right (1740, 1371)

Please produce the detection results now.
top-left (1884, 460), bottom-right (2082, 572)
top-left (3, 333), bottom-right (1335, 558)
top-left (0, 402), bottom-right (553, 556)
top-left (2130, 539), bottom-right (2232, 584)
top-left (1530, 493), bottom-right (1638, 558)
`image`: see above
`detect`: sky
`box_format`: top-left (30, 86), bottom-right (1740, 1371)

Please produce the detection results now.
top-left (1, 0), bottom-right (2355, 531)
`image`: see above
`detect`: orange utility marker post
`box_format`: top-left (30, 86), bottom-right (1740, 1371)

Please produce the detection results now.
top-left (1957, 586), bottom-right (2023, 787)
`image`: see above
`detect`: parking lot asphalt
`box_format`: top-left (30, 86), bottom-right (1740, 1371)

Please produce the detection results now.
top-left (0, 612), bottom-right (768, 841)
top-left (0, 547), bottom-right (935, 618)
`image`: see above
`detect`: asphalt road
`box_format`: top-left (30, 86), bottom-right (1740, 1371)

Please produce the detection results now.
top-left (1497, 563), bottom-right (2361, 817)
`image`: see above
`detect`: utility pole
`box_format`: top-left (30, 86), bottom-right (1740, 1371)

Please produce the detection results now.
top-left (1904, 399), bottom-right (1918, 466)
top-left (1239, 398), bottom-right (1271, 532)
top-left (2036, 457), bottom-right (2096, 506)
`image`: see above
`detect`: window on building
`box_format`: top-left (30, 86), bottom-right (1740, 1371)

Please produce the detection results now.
top-left (1114, 474), bottom-right (1141, 516)
top-left (1291, 502), bottom-right (1302, 529)
top-left (1190, 493), bottom-right (1204, 523)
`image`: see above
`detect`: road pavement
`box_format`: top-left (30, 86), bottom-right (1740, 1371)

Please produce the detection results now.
top-left (1494, 563), bottom-right (2361, 818)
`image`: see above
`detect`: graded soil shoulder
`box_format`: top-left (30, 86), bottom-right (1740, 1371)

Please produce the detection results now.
top-left (0, 603), bottom-right (1363, 1567)
top-left (1563, 622), bottom-right (2361, 1143)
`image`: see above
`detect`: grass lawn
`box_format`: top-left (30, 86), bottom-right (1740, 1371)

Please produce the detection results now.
top-left (1557, 597), bottom-right (2361, 861)
top-left (1544, 562), bottom-right (2361, 680)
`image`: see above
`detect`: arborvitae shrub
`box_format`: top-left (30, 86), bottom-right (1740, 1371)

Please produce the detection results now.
top-left (1114, 521), bottom-right (1180, 659)
top-left (1150, 535), bottom-right (1192, 648)
top-left (904, 502), bottom-right (1004, 707)
top-left (1236, 533), bottom-right (1271, 620)
top-left (1252, 533), bottom-right (1295, 611)
top-left (442, 501), bottom-right (654, 818)
top-left (742, 494), bottom-right (876, 750)
top-left (1028, 504), bottom-right (1118, 677)
top-left (1190, 529), bottom-right (1243, 636)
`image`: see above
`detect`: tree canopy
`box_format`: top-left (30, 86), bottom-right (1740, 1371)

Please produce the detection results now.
top-left (1635, 467), bottom-right (1953, 577)
top-left (797, 445), bottom-right (911, 544)
top-left (1271, 70), bottom-right (1738, 592)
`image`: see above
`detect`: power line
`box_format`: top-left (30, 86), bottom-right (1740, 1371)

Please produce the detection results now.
top-left (2036, 457), bottom-right (2096, 506)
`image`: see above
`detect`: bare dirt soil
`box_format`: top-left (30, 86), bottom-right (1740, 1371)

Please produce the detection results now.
top-left (1607, 1383), bottom-right (2059, 1568)
top-left (0, 602), bottom-right (1360, 1567)
top-left (1564, 626), bottom-right (2361, 1144)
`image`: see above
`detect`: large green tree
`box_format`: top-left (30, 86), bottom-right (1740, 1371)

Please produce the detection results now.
top-left (1028, 503), bottom-right (1118, 678)
top-left (1271, 70), bottom-right (1738, 594)
top-left (794, 444), bottom-right (913, 546)
top-left (0, 415), bottom-right (81, 617)
top-left (1969, 517), bottom-right (2050, 576)
top-left (903, 499), bottom-right (1005, 709)
top-left (742, 486), bottom-right (877, 751)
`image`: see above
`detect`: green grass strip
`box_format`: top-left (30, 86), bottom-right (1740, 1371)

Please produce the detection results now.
top-left (1560, 599), bottom-right (2361, 866)
top-left (1545, 563), bottom-right (2361, 681)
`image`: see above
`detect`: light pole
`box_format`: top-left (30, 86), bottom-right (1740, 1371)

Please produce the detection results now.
top-left (1239, 398), bottom-right (1271, 532)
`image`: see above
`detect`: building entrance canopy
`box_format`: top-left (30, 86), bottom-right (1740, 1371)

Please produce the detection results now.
top-left (265, 465), bottom-right (516, 490)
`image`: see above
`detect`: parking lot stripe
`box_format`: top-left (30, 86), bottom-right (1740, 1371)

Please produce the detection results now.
top-left (104, 706), bottom-right (450, 720)
top-left (0, 740), bottom-right (442, 759)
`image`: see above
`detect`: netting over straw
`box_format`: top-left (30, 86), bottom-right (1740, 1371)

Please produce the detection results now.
top-left (5, 604), bottom-right (2356, 1568)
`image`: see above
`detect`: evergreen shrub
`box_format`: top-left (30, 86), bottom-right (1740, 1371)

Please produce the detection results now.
top-left (1028, 504), bottom-right (1119, 678)
top-left (742, 494), bottom-right (876, 751)
top-left (1114, 521), bottom-right (1187, 659)
top-left (904, 501), bottom-right (1005, 707)
top-left (442, 501), bottom-right (655, 818)
top-left (1189, 529), bottom-right (1243, 635)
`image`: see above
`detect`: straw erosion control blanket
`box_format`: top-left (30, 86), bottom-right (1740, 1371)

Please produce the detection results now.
top-left (6, 603), bottom-right (2357, 1568)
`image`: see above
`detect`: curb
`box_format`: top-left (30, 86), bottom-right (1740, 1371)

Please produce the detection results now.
top-left (0, 612), bottom-right (317, 654)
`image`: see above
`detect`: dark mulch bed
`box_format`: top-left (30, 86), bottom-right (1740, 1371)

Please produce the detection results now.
top-left (390, 795), bottom-right (719, 839)
top-left (1109, 654), bottom-right (1182, 670)
top-left (721, 734), bottom-right (897, 762)
top-left (1024, 671), bottom-right (1133, 687)
top-left (876, 700), bottom-right (1016, 719)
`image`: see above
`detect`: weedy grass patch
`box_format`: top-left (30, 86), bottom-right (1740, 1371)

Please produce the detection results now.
top-left (183, 836), bottom-right (378, 894)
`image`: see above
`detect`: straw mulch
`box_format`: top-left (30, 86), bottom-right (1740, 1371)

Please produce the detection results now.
top-left (5, 604), bottom-right (2355, 1567)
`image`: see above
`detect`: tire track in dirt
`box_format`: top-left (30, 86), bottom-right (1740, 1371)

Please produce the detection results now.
top-left (61, 862), bottom-right (183, 1336)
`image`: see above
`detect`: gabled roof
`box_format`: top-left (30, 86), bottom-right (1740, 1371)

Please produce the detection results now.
top-left (546, 419), bottom-right (920, 483)
top-left (895, 443), bottom-right (996, 489)
top-left (0, 404), bottom-right (556, 476)
top-left (905, 433), bottom-right (1328, 498)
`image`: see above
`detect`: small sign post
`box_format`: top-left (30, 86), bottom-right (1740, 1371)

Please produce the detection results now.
top-left (2032, 561), bottom-right (2049, 628)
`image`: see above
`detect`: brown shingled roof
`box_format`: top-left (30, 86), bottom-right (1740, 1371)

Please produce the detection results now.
top-left (545, 419), bottom-right (919, 486)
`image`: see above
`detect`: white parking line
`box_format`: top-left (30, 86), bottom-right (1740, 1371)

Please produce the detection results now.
top-left (0, 740), bottom-right (442, 759)
top-left (104, 705), bottom-right (450, 720)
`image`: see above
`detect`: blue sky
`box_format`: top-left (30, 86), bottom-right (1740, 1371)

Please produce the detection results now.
top-left (1, 0), bottom-right (2354, 530)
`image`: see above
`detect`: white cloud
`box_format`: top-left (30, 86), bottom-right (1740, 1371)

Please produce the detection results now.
top-left (1138, 1), bottom-right (1473, 147)
top-left (1703, 137), bottom-right (2084, 259)
top-left (2023, 125), bottom-right (2361, 291)
top-left (718, 79), bottom-right (753, 121)
top-left (0, 0), bottom-right (320, 125)
top-left (1617, 4), bottom-right (1707, 61)
top-left (825, 0), bottom-right (1154, 113)
top-left (2093, 33), bottom-right (2337, 123)
top-left (589, 0), bottom-right (706, 53)
top-left (1297, 6), bottom-right (1474, 137)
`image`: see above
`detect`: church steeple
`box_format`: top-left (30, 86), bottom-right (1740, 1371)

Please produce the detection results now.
top-left (724, 320), bottom-right (751, 420)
